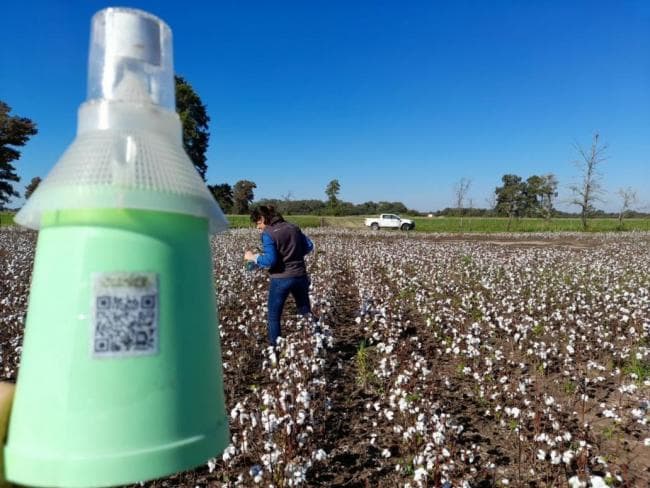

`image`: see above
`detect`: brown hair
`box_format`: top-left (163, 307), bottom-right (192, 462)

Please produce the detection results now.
top-left (250, 205), bottom-right (285, 225)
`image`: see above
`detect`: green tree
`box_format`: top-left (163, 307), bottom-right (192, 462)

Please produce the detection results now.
top-left (0, 101), bottom-right (37, 208)
top-left (325, 179), bottom-right (341, 206)
top-left (208, 183), bottom-right (233, 213)
top-left (524, 175), bottom-right (545, 217)
top-left (232, 180), bottom-right (257, 214)
top-left (538, 174), bottom-right (558, 221)
top-left (24, 176), bottom-right (42, 200)
top-left (175, 75), bottom-right (210, 181)
top-left (495, 174), bottom-right (526, 230)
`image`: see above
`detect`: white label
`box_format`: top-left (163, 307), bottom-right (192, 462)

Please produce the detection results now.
top-left (91, 272), bottom-right (159, 358)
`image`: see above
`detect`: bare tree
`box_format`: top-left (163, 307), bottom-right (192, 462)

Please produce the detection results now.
top-left (281, 190), bottom-right (293, 215)
top-left (454, 177), bottom-right (471, 230)
top-left (569, 133), bottom-right (607, 230)
top-left (485, 193), bottom-right (497, 214)
top-left (616, 187), bottom-right (638, 229)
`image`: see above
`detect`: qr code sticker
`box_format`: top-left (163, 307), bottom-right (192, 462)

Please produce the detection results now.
top-left (91, 272), bottom-right (159, 358)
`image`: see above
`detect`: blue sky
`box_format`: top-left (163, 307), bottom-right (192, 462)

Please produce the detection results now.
top-left (1, 1), bottom-right (648, 212)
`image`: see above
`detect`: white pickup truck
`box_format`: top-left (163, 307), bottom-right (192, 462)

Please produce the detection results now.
top-left (364, 214), bottom-right (415, 231)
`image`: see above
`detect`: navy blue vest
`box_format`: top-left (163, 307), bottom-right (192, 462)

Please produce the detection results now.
top-left (265, 221), bottom-right (309, 278)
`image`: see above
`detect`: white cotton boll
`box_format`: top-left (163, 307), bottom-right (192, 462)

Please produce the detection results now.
top-left (399, 397), bottom-right (409, 411)
top-left (296, 410), bottom-right (307, 425)
top-left (568, 476), bottom-right (586, 488)
top-left (298, 390), bottom-right (311, 408)
top-left (550, 450), bottom-right (561, 465)
top-left (507, 407), bottom-right (520, 418)
top-left (222, 444), bottom-right (236, 462)
top-left (384, 410), bottom-right (394, 421)
top-left (230, 405), bottom-right (240, 420)
top-left (413, 467), bottom-right (428, 482)
top-left (562, 450), bottom-right (574, 465)
top-left (537, 449), bottom-right (546, 461)
top-left (619, 384), bottom-right (637, 394)
top-left (589, 476), bottom-right (609, 488)
top-left (207, 457), bottom-right (217, 473)
top-left (432, 431), bottom-right (444, 445)
top-left (382, 448), bottom-right (392, 458)
top-left (313, 449), bottom-right (327, 461)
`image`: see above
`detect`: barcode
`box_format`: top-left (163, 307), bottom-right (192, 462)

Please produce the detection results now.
top-left (91, 272), bottom-right (159, 358)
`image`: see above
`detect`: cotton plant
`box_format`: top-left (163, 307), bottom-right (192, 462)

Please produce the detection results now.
top-left (1, 228), bottom-right (649, 486)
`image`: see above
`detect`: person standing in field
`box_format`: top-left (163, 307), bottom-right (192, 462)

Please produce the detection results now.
top-left (244, 205), bottom-right (314, 346)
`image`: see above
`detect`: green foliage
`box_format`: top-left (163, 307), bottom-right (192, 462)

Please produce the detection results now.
top-left (532, 322), bottom-right (545, 337)
top-left (410, 216), bottom-right (650, 233)
top-left (563, 380), bottom-right (577, 394)
top-left (525, 173), bottom-right (558, 219)
top-left (355, 340), bottom-right (373, 388)
top-left (0, 101), bottom-right (38, 208)
top-left (601, 424), bottom-right (618, 441)
top-left (494, 173), bottom-right (559, 225)
top-left (208, 183), bottom-right (233, 213)
top-left (24, 176), bottom-right (41, 200)
top-left (495, 174), bottom-right (527, 221)
top-left (0, 211), bottom-right (15, 227)
top-left (623, 356), bottom-right (650, 384)
top-left (253, 197), bottom-right (415, 216)
top-left (325, 179), bottom-right (341, 207)
top-left (226, 214), bottom-right (321, 228)
top-left (232, 180), bottom-right (257, 214)
top-left (175, 76), bottom-right (210, 181)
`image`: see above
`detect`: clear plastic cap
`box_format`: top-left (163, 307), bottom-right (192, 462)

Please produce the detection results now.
top-left (87, 8), bottom-right (174, 110)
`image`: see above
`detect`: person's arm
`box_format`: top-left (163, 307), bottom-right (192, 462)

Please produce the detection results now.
top-left (254, 232), bottom-right (278, 268)
top-left (303, 234), bottom-right (314, 255)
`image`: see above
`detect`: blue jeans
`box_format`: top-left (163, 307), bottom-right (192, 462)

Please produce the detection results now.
top-left (267, 275), bottom-right (311, 346)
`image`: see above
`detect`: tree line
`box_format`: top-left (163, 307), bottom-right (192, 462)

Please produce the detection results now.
top-left (1, 81), bottom-right (644, 230)
top-left (207, 178), bottom-right (418, 216)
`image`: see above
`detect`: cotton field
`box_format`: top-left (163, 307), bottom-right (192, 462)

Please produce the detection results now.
top-left (1, 227), bottom-right (649, 487)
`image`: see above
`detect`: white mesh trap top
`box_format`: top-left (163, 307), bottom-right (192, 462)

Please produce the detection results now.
top-left (15, 101), bottom-right (228, 234)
